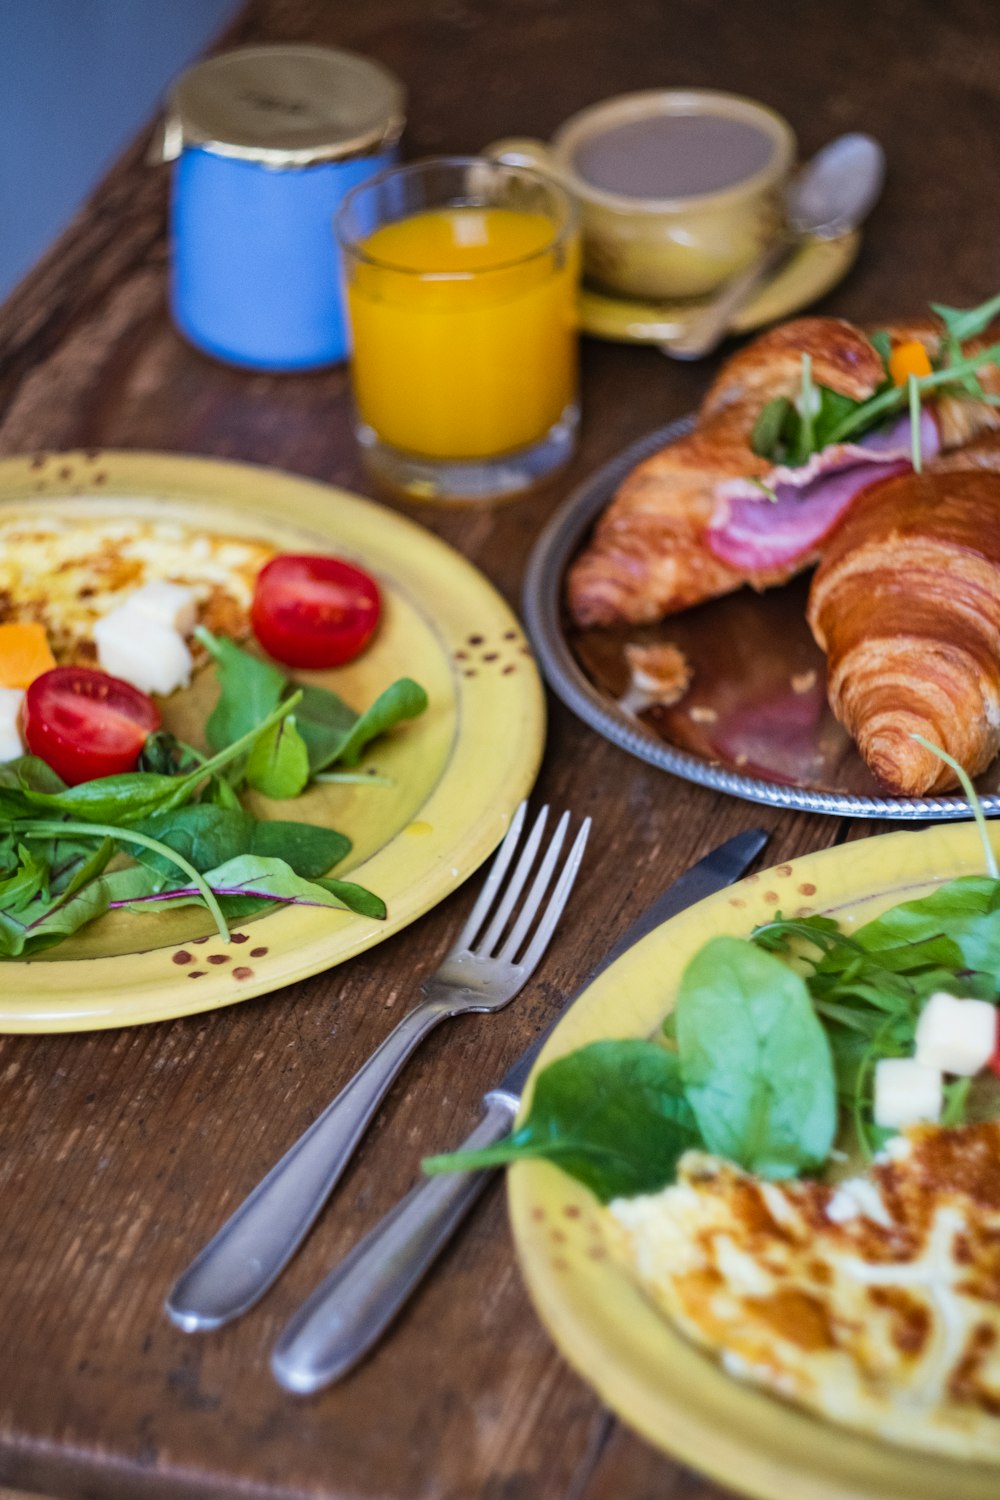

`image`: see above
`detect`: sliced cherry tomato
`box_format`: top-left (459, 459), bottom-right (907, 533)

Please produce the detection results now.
top-left (23, 667), bottom-right (160, 786)
top-left (251, 554), bottom-right (381, 669)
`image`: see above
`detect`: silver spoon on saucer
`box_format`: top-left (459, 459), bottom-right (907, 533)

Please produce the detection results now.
top-left (658, 133), bottom-right (885, 361)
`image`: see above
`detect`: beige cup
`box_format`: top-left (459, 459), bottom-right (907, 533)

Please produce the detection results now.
top-left (487, 90), bottom-right (795, 302)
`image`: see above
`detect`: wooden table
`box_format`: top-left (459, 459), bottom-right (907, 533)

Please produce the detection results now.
top-left (1, 1), bottom-right (998, 1496)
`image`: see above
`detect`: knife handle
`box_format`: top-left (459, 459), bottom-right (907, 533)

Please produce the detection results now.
top-left (271, 1091), bottom-right (518, 1394)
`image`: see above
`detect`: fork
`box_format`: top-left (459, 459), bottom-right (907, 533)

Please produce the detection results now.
top-left (165, 802), bottom-right (590, 1333)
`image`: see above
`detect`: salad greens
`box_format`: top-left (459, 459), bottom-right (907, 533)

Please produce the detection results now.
top-left (426, 738), bottom-right (1000, 1202)
top-left (749, 291), bottom-right (1000, 468)
top-left (0, 633), bottom-right (428, 957)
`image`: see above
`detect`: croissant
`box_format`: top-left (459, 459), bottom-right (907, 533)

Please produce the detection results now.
top-left (567, 316), bottom-right (1000, 629)
top-left (806, 469), bottom-right (1000, 795)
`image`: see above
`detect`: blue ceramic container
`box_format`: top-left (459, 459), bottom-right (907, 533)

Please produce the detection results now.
top-left (155, 44), bottom-right (405, 372)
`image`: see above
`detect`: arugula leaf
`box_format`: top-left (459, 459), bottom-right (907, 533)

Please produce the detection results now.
top-left (930, 291), bottom-right (1000, 347)
top-left (245, 715), bottom-right (310, 798)
top-left (196, 628), bottom-right (287, 752)
top-left (675, 937), bottom-right (837, 1178)
top-left (423, 1039), bottom-right (703, 1201)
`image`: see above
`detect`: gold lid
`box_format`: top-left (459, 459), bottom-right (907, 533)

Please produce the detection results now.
top-left (151, 44), bottom-right (406, 168)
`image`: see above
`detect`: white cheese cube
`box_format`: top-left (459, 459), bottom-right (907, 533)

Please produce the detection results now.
top-left (873, 1058), bottom-right (942, 1130)
top-left (0, 687), bottom-right (24, 761)
top-left (915, 990), bottom-right (997, 1075)
top-left (93, 608), bottom-right (192, 697)
top-left (125, 580), bottom-right (198, 635)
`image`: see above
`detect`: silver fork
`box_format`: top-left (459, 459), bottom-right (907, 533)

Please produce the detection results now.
top-left (165, 803), bottom-right (590, 1333)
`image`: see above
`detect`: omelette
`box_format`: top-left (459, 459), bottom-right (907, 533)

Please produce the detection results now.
top-left (604, 1121), bottom-right (1000, 1460)
top-left (0, 513), bottom-right (275, 662)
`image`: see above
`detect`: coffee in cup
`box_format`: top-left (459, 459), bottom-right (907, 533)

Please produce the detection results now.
top-left (487, 89), bottom-right (795, 301)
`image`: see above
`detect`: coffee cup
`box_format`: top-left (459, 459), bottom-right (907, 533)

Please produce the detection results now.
top-left (486, 89), bottom-right (795, 302)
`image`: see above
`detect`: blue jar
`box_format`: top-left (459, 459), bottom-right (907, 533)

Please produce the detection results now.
top-left (154, 45), bottom-right (405, 371)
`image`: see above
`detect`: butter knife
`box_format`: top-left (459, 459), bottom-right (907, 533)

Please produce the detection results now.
top-left (271, 827), bottom-right (768, 1393)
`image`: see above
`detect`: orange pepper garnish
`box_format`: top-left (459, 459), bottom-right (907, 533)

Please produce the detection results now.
top-left (888, 339), bottom-right (933, 387)
top-left (0, 621), bottom-right (56, 688)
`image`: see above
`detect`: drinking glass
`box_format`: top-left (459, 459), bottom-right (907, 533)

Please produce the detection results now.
top-left (336, 157), bottom-right (580, 502)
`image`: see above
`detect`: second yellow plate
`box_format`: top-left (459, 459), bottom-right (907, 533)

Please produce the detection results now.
top-left (509, 822), bottom-right (999, 1499)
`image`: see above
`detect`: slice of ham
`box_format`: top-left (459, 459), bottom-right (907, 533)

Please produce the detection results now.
top-left (706, 410), bottom-right (940, 572)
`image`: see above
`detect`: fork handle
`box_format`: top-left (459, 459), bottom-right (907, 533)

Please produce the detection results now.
top-left (165, 998), bottom-right (452, 1332)
top-left (270, 1091), bottom-right (518, 1393)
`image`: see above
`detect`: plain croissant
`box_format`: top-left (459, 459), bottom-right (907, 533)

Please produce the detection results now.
top-left (807, 469), bottom-right (1000, 795)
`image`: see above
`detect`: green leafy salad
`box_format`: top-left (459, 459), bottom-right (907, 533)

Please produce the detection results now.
top-left (0, 629), bottom-right (427, 958)
top-left (749, 289), bottom-right (1000, 477)
top-left (426, 743), bottom-right (1000, 1203)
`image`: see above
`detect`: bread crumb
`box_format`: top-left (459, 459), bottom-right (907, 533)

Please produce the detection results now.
top-left (689, 705), bottom-right (718, 724)
top-left (791, 669), bottom-right (817, 694)
top-left (624, 642), bottom-right (691, 705)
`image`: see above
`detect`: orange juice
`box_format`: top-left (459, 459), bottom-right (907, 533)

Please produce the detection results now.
top-left (345, 207), bottom-right (579, 459)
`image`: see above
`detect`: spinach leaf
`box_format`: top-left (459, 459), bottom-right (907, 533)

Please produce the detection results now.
top-left (850, 876), bottom-right (1000, 983)
top-left (0, 756), bottom-right (67, 793)
top-left (423, 1039), bottom-right (703, 1201)
top-left (245, 715), bottom-right (310, 798)
top-left (313, 678), bottom-right (428, 771)
top-left (131, 806), bottom-right (350, 881)
top-left (293, 683), bottom-right (359, 772)
top-left (196, 628), bottom-right (287, 752)
top-left (249, 820), bottom-right (350, 878)
top-left (675, 937), bottom-right (837, 1179)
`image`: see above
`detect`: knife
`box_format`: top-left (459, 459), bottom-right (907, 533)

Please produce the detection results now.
top-left (270, 827), bottom-right (768, 1394)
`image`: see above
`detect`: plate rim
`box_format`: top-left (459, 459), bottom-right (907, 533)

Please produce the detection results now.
top-left (508, 821), bottom-right (1000, 1498)
top-left (522, 416), bottom-right (993, 821)
top-left (0, 447), bottom-right (546, 1032)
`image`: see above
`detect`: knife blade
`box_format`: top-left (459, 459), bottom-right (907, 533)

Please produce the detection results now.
top-left (271, 827), bottom-right (768, 1393)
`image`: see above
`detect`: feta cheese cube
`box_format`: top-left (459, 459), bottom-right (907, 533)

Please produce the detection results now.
top-left (873, 1058), bottom-right (942, 1130)
top-left (93, 608), bottom-right (192, 697)
top-left (0, 687), bottom-right (24, 761)
top-left (915, 990), bottom-right (997, 1075)
top-left (125, 580), bottom-right (198, 635)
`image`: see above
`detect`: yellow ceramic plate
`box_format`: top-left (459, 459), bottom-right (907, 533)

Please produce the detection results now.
top-left (510, 822), bottom-right (1000, 1500)
top-left (579, 230), bottom-right (860, 344)
top-left (0, 450), bottom-right (545, 1033)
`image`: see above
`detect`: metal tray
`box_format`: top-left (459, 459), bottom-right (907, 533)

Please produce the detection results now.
top-left (523, 417), bottom-right (998, 819)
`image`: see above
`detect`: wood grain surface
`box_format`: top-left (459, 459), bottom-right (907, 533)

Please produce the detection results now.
top-left (1, 1), bottom-right (998, 1497)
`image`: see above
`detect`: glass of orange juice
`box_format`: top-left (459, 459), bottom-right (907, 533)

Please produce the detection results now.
top-left (335, 157), bottom-right (580, 501)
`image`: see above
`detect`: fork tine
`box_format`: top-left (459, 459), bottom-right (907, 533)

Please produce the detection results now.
top-left (496, 810), bottom-right (569, 963)
top-left (514, 816), bottom-right (591, 977)
top-left (474, 804), bottom-right (549, 956)
top-left (451, 800), bottom-right (528, 952)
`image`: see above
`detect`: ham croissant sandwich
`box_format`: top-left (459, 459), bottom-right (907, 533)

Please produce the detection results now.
top-left (566, 298), bottom-right (1000, 795)
top-left (567, 312), bottom-right (1000, 628)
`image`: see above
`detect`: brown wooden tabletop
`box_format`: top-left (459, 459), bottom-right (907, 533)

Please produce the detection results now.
top-left (1, 0), bottom-right (998, 1496)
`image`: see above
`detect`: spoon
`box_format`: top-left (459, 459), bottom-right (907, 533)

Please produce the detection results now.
top-left (659, 133), bottom-right (886, 361)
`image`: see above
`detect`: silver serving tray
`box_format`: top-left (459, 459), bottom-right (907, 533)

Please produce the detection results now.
top-left (523, 416), bottom-right (998, 820)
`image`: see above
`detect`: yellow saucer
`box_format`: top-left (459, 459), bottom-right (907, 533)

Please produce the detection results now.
top-left (579, 230), bottom-right (861, 344)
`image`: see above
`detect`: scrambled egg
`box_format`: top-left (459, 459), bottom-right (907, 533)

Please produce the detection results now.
top-left (605, 1121), bottom-right (1000, 1460)
top-left (0, 514), bottom-right (275, 662)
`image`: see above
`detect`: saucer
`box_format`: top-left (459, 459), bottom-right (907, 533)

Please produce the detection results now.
top-left (578, 230), bottom-right (861, 345)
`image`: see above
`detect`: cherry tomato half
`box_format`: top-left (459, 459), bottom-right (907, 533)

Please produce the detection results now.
top-left (23, 667), bottom-right (161, 786)
top-left (251, 554), bottom-right (381, 669)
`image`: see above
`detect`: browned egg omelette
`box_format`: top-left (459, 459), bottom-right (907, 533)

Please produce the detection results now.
top-left (0, 513), bottom-right (276, 663)
top-left (604, 1120), bottom-right (1000, 1460)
